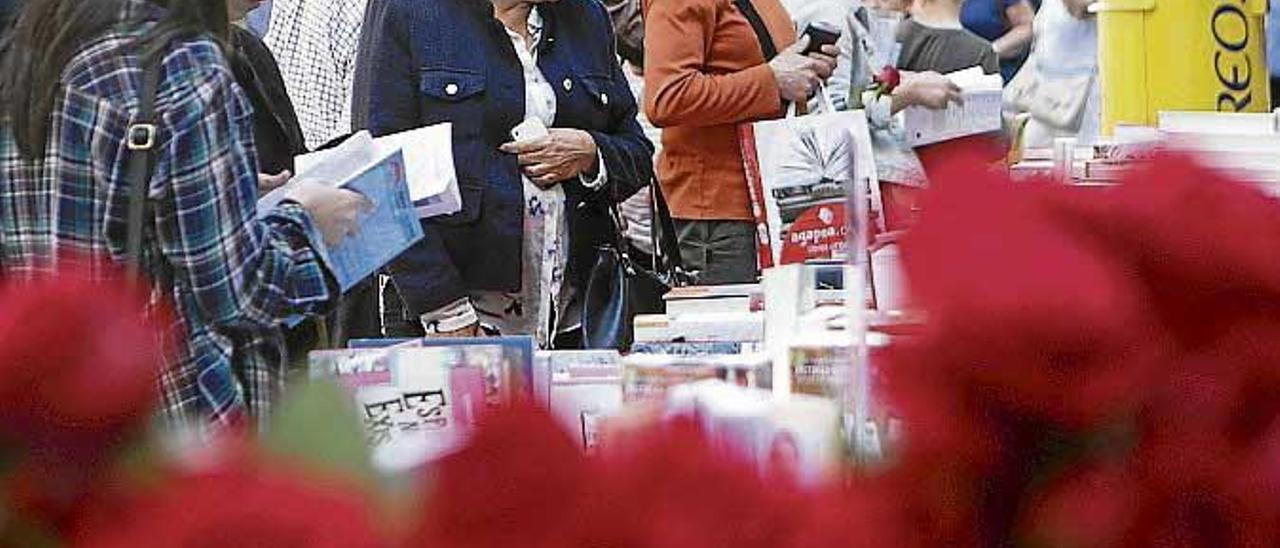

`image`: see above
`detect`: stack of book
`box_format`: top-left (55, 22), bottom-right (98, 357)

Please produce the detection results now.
top-left (1154, 111), bottom-right (1280, 194)
top-left (310, 339), bottom-right (535, 472)
top-left (664, 380), bottom-right (845, 487)
top-left (540, 350), bottom-right (624, 452)
top-left (1012, 110), bottom-right (1280, 196)
top-left (636, 263), bottom-right (855, 348)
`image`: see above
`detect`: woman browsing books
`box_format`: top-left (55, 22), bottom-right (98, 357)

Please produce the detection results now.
top-left (366, 0), bottom-right (654, 347)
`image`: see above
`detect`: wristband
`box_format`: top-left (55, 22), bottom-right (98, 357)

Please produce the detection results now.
top-left (421, 297), bottom-right (479, 334)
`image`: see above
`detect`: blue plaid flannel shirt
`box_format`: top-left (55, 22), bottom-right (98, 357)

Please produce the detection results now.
top-left (0, 1), bottom-right (335, 432)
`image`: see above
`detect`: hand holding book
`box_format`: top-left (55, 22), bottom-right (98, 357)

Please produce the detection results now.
top-left (285, 181), bottom-right (374, 247)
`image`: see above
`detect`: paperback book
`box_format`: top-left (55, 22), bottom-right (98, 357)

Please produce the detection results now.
top-left (259, 133), bottom-right (425, 292)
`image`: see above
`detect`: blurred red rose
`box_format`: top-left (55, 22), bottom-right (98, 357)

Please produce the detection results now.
top-left (787, 481), bottom-right (913, 548)
top-left (1044, 155), bottom-right (1280, 342)
top-left (0, 267), bottom-right (170, 459)
top-left (1050, 156), bottom-right (1280, 545)
top-left (898, 154), bottom-right (1162, 429)
top-left (576, 418), bottom-right (812, 548)
top-left (408, 404), bottom-right (829, 548)
top-left (405, 401), bottom-right (589, 548)
top-left (73, 454), bottom-right (388, 548)
top-left (888, 151), bottom-right (1280, 546)
top-left (1127, 324), bottom-right (1280, 546)
top-left (1018, 462), bottom-right (1139, 548)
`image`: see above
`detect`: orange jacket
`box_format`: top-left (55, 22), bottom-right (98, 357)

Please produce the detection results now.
top-left (643, 0), bottom-right (795, 221)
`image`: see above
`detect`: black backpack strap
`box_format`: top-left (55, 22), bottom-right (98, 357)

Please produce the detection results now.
top-left (123, 55), bottom-right (161, 283)
top-left (731, 0), bottom-right (779, 61)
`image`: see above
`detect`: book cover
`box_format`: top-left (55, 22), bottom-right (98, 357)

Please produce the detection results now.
top-left (346, 336), bottom-right (536, 403)
top-left (318, 149), bottom-right (425, 292)
top-left (630, 342), bottom-right (764, 356)
top-left (369, 124), bottom-right (461, 218)
top-left (543, 350), bottom-right (623, 452)
top-left (632, 312), bottom-right (765, 343)
top-left (308, 347), bottom-right (482, 471)
top-left (665, 381), bottom-right (844, 487)
top-left (1157, 110), bottom-right (1277, 135)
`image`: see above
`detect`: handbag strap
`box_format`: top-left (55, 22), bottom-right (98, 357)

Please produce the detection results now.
top-left (647, 179), bottom-right (687, 278)
top-left (731, 0), bottom-right (779, 61)
top-left (123, 54), bottom-right (161, 282)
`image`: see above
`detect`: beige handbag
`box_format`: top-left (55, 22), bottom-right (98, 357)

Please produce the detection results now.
top-left (1004, 56), bottom-right (1094, 130)
top-left (1003, 56), bottom-right (1039, 113)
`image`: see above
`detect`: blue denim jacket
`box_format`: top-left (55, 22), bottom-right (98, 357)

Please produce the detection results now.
top-left (367, 0), bottom-right (654, 316)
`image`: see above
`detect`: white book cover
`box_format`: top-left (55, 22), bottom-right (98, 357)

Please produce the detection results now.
top-left (665, 296), bottom-right (756, 316)
top-left (1162, 132), bottom-right (1280, 157)
top-left (258, 131), bottom-right (379, 214)
top-left (549, 384), bottom-right (622, 452)
top-left (666, 381), bottom-right (843, 487)
top-left (901, 67), bottom-right (1002, 147)
top-left (544, 350), bottom-right (623, 452)
top-left (1157, 110), bottom-right (1278, 135)
top-left (309, 347), bottom-right (485, 472)
top-left (633, 312), bottom-right (766, 343)
top-left (664, 283), bottom-right (761, 300)
top-left (547, 350), bottom-right (623, 384)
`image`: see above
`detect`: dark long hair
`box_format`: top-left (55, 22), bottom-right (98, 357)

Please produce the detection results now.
top-left (0, 0), bottom-right (230, 158)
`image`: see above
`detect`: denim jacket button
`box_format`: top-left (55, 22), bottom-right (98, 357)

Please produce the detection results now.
top-left (600, 92), bottom-right (609, 105)
top-left (445, 83), bottom-right (460, 96)
top-left (563, 78), bottom-right (573, 92)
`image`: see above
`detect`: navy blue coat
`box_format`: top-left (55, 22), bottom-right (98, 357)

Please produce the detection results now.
top-left (368, 0), bottom-right (654, 316)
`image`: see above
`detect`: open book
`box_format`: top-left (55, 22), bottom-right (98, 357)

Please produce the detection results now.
top-left (901, 67), bottom-right (1003, 147)
top-left (286, 125), bottom-right (461, 218)
top-left (259, 132), bottom-right (425, 292)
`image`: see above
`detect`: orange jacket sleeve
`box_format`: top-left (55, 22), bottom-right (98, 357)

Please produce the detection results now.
top-left (642, 0), bottom-right (783, 128)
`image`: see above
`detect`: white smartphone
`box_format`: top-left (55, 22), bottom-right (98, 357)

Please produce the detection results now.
top-left (510, 117), bottom-right (550, 142)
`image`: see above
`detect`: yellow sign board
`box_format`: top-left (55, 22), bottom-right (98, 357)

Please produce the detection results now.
top-left (1095, 0), bottom-right (1270, 134)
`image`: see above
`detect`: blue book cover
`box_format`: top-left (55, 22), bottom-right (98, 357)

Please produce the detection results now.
top-left (318, 150), bottom-right (424, 292)
top-left (347, 336), bottom-right (536, 399)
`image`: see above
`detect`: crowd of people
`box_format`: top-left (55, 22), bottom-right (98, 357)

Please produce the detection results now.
top-left (0, 0), bottom-right (1110, 430)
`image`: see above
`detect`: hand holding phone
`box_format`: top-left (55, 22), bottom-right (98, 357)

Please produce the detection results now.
top-left (800, 23), bottom-right (841, 56)
top-left (510, 117), bottom-right (549, 142)
top-left (770, 27), bottom-right (841, 103)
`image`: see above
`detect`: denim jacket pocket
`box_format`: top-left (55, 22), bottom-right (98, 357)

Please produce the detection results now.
top-left (419, 68), bottom-right (486, 102)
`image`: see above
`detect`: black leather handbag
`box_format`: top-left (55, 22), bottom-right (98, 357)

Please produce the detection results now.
top-left (582, 182), bottom-right (690, 351)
